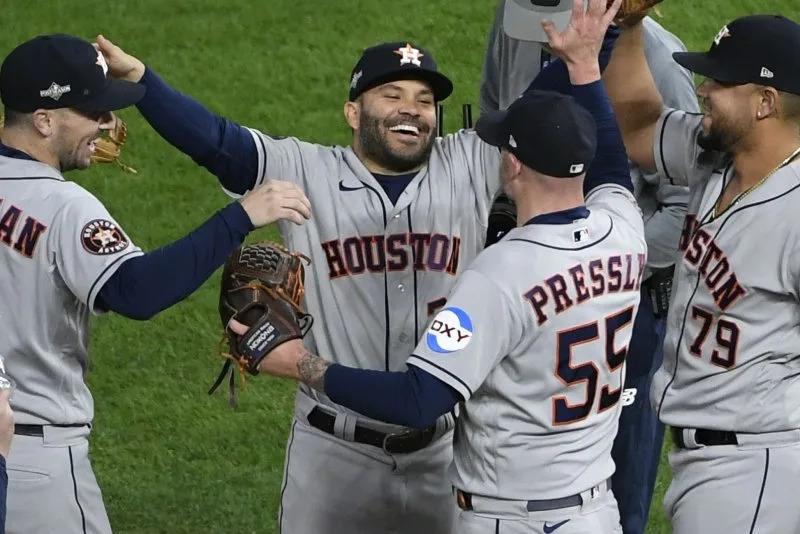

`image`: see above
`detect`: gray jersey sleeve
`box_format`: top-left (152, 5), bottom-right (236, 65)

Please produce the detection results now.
top-left (479, 0), bottom-right (544, 114)
top-left (652, 109), bottom-right (706, 188)
top-left (442, 130), bottom-right (502, 208)
top-left (585, 184), bottom-right (645, 237)
top-left (639, 17), bottom-right (698, 268)
top-left (50, 187), bottom-right (143, 313)
top-left (244, 130), bottom-right (324, 193)
top-left (406, 266), bottom-right (524, 401)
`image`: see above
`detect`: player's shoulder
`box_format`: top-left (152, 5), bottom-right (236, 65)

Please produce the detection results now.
top-left (245, 127), bottom-right (341, 155)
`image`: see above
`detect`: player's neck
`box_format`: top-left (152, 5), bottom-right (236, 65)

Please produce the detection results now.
top-left (513, 188), bottom-right (585, 225)
top-left (0, 131), bottom-right (59, 170)
top-left (353, 147), bottom-right (424, 176)
top-left (731, 128), bottom-right (800, 188)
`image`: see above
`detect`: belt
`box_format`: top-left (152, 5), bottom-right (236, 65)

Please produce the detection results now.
top-left (306, 407), bottom-right (436, 454)
top-left (14, 423), bottom-right (88, 437)
top-left (672, 426), bottom-right (739, 448)
top-left (456, 480), bottom-right (611, 513)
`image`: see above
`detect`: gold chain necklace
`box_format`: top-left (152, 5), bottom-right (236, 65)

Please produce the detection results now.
top-left (714, 145), bottom-right (800, 218)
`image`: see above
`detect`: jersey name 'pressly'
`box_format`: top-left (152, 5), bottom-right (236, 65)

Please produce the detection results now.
top-left (525, 252), bottom-right (646, 325)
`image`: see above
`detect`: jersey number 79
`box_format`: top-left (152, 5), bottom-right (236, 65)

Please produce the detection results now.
top-left (552, 307), bottom-right (634, 426)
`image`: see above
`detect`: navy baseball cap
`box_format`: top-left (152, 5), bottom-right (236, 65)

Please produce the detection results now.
top-left (476, 90), bottom-right (597, 178)
top-left (0, 34), bottom-right (145, 113)
top-left (348, 42), bottom-right (453, 102)
top-left (673, 15), bottom-right (800, 95)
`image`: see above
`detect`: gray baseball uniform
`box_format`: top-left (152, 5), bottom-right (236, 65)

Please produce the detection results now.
top-left (650, 109), bottom-right (800, 533)
top-left (407, 183), bottom-right (646, 533)
top-left (0, 153), bottom-right (143, 533)
top-left (240, 128), bottom-right (500, 532)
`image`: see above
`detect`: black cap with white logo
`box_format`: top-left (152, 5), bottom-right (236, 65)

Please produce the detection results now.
top-left (476, 89), bottom-right (597, 178)
top-left (673, 15), bottom-right (800, 95)
top-left (348, 41), bottom-right (453, 102)
top-left (0, 34), bottom-right (145, 113)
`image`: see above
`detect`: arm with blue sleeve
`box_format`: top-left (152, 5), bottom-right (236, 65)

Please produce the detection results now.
top-left (95, 202), bottom-right (254, 320)
top-left (521, 25), bottom-right (619, 97)
top-left (135, 67), bottom-right (258, 195)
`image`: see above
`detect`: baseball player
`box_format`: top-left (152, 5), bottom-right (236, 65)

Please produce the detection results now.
top-left (480, 4), bottom-right (698, 531)
top-left (96, 30), bottom-right (504, 531)
top-left (604, 14), bottom-right (800, 534)
top-left (0, 34), bottom-right (309, 533)
top-left (251, 2), bottom-right (647, 532)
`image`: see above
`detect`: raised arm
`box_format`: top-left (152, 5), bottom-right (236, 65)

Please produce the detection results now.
top-left (602, 21), bottom-right (664, 172)
top-left (96, 35), bottom-right (259, 194)
top-left (540, 0), bottom-right (632, 193)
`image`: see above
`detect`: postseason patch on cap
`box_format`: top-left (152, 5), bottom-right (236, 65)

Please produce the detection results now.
top-left (426, 306), bottom-right (473, 353)
top-left (81, 219), bottom-right (129, 255)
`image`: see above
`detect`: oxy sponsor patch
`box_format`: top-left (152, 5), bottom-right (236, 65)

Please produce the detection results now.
top-left (426, 306), bottom-right (473, 353)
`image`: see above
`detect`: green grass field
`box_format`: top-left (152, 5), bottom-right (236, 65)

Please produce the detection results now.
top-left (3, 1), bottom-right (799, 532)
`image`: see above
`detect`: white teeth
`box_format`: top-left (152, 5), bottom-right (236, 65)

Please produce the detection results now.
top-left (389, 124), bottom-right (420, 135)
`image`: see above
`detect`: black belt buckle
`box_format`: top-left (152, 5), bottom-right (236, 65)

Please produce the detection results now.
top-left (644, 265), bottom-right (675, 318)
top-left (672, 427), bottom-right (739, 448)
top-left (382, 427), bottom-right (434, 455)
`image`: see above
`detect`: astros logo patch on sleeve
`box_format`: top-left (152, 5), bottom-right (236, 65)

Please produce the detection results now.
top-left (426, 306), bottom-right (473, 353)
top-left (81, 219), bottom-right (129, 255)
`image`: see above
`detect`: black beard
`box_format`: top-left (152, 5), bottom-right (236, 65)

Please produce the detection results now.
top-left (358, 112), bottom-right (434, 173)
top-left (697, 116), bottom-right (743, 153)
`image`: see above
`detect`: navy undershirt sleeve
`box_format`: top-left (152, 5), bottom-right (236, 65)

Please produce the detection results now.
top-left (96, 202), bottom-right (254, 320)
top-left (523, 26), bottom-right (619, 96)
top-left (137, 67), bottom-right (258, 194)
top-left (572, 81), bottom-right (633, 194)
top-left (324, 363), bottom-right (462, 429)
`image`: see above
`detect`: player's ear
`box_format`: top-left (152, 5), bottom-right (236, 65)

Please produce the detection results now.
top-left (505, 150), bottom-right (524, 179)
top-left (30, 109), bottom-right (56, 137)
top-left (344, 99), bottom-right (360, 130)
top-left (755, 85), bottom-right (779, 121)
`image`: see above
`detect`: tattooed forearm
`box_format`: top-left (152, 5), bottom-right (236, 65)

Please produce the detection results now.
top-left (296, 349), bottom-right (331, 391)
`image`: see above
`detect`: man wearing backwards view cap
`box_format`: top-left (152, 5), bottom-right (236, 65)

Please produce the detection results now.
top-left (250, 0), bottom-right (647, 532)
top-left (603, 12), bottom-right (800, 534)
top-left (0, 34), bottom-right (309, 533)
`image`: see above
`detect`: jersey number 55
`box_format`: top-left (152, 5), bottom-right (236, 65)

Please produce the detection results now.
top-left (552, 307), bottom-right (634, 426)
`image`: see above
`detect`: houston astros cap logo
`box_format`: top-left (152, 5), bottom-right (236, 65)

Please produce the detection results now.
top-left (426, 306), bottom-right (473, 353)
top-left (394, 43), bottom-right (424, 67)
top-left (39, 81), bottom-right (71, 101)
top-left (713, 25), bottom-right (730, 46)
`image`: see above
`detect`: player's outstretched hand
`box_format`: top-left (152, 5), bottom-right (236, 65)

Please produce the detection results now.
top-left (94, 35), bottom-right (146, 83)
top-left (238, 180), bottom-right (312, 227)
top-left (541, 0), bottom-right (622, 83)
top-left (0, 389), bottom-right (14, 459)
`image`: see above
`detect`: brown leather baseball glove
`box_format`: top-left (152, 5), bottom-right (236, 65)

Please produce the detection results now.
top-left (0, 115), bottom-right (137, 173)
top-left (209, 241), bottom-right (313, 407)
top-left (613, 0), bottom-right (664, 26)
top-left (91, 117), bottom-right (137, 173)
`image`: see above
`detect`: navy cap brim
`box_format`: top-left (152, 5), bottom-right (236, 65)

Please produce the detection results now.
top-left (353, 68), bottom-right (453, 102)
top-left (673, 51), bottom-right (741, 84)
top-left (71, 78), bottom-right (146, 113)
top-left (475, 108), bottom-right (510, 147)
